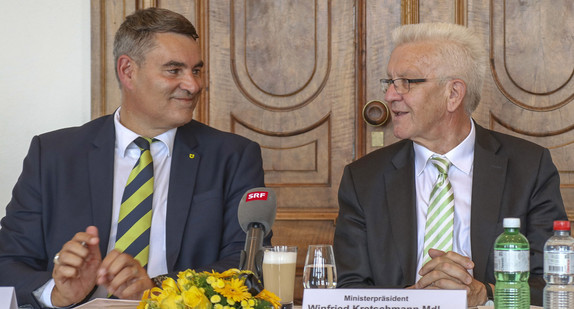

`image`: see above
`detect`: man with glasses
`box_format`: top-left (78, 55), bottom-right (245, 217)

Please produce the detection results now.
top-left (333, 23), bottom-right (566, 306)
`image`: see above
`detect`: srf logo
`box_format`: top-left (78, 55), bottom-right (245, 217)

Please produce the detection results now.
top-left (246, 192), bottom-right (268, 202)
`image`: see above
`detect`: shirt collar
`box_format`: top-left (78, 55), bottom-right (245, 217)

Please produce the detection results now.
top-left (414, 118), bottom-right (475, 176)
top-left (113, 107), bottom-right (177, 157)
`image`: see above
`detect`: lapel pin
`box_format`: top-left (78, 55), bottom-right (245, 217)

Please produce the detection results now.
top-left (189, 154), bottom-right (195, 159)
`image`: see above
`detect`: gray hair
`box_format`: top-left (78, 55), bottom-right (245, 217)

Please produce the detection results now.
top-left (391, 23), bottom-right (486, 114)
top-left (113, 7), bottom-right (199, 85)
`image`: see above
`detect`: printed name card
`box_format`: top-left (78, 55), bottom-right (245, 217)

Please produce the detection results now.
top-left (303, 288), bottom-right (466, 309)
top-left (0, 287), bottom-right (17, 309)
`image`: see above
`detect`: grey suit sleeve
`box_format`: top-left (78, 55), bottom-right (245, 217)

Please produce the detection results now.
top-left (333, 165), bottom-right (375, 288)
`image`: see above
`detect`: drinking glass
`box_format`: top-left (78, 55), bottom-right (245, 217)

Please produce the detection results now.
top-left (303, 244), bottom-right (337, 288)
top-left (262, 246), bottom-right (297, 309)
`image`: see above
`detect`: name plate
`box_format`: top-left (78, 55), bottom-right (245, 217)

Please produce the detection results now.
top-left (0, 287), bottom-right (17, 309)
top-left (303, 288), bottom-right (466, 309)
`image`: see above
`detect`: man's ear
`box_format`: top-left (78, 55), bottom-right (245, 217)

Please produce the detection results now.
top-left (446, 79), bottom-right (466, 113)
top-left (117, 55), bottom-right (136, 89)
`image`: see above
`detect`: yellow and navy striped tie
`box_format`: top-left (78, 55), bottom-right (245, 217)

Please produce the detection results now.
top-left (115, 137), bottom-right (155, 268)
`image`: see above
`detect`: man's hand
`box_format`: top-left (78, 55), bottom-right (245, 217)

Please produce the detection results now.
top-left (96, 249), bottom-right (154, 299)
top-left (51, 226), bottom-right (101, 307)
top-left (415, 249), bottom-right (488, 307)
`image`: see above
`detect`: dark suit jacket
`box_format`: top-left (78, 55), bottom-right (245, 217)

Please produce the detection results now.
top-left (333, 123), bottom-right (567, 306)
top-left (0, 115), bottom-right (266, 307)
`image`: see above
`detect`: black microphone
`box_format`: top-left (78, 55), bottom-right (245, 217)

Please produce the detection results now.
top-left (238, 187), bottom-right (277, 281)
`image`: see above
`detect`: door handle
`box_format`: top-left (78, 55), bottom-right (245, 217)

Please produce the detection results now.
top-left (362, 100), bottom-right (389, 126)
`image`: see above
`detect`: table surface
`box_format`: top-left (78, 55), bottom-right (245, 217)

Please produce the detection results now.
top-left (74, 298), bottom-right (543, 309)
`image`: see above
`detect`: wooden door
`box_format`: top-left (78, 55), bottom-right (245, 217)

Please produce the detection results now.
top-left (209, 0), bottom-right (354, 301)
top-left (91, 0), bottom-right (574, 304)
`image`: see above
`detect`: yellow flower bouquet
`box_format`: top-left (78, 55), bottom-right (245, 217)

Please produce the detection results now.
top-left (138, 269), bottom-right (281, 309)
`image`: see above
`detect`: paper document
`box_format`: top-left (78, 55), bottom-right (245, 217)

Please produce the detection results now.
top-left (0, 287), bottom-right (17, 309)
top-left (74, 298), bottom-right (140, 308)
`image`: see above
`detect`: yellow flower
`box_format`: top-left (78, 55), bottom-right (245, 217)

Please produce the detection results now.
top-left (160, 293), bottom-right (184, 309)
top-left (178, 276), bottom-right (193, 288)
top-left (211, 295), bottom-right (222, 303)
top-left (140, 269), bottom-right (277, 309)
top-left (179, 269), bottom-right (195, 279)
top-left (215, 278), bottom-right (252, 302)
top-left (162, 277), bottom-right (181, 293)
top-left (255, 289), bottom-right (281, 309)
top-left (210, 278), bottom-right (226, 289)
top-left (240, 299), bottom-right (256, 309)
top-left (210, 268), bottom-right (240, 278)
top-left (136, 301), bottom-right (148, 309)
top-left (138, 290), bottom-right (151, 309)
top-left (241, 302), bottom-right (254, 309)
top-left (182, 286), bottom-right (212, 309)
top-left (207, 276), bottom-right (216, 285)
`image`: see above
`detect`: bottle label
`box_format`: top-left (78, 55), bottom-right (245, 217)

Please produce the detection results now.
top-left (494, 249), bottom-right (529, 272)
top-left (544, 251), bottom-right (574, 275)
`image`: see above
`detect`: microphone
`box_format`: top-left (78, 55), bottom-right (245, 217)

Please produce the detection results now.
top-left (238, 187), bottom-right (277, 281)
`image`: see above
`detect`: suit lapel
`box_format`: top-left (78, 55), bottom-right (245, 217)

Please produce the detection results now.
top-left (165, 127), bottom-right (200, 270)
top-left (385, 142), bottom-right (418, 283)
top-left (88, 116), bottom-right (116, 255)
top-left (471, 124), bottom-right (507, 282)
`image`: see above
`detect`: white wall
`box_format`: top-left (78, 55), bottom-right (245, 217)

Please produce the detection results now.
top-left (0, 0), bottom-right (91, 220)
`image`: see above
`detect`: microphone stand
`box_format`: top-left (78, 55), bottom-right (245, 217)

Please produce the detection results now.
top-left (239, 222), bottom-right (265, 281)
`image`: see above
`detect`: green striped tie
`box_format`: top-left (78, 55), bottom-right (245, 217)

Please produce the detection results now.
top-left (422, 155), bottom-right (454, 265)
top-left (115, 137), bottom-right (155, 268)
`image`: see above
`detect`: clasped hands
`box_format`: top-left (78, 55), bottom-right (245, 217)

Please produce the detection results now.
top-left (50, 226), bottom-right (154, 307)
top-left (409, 249), bottom-right (488, 307)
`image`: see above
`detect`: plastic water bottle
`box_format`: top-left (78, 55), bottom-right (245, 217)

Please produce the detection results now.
top-left (544, 220), bottom-right (574, 308)
top-left (494, 218), bottom-right (530, 309)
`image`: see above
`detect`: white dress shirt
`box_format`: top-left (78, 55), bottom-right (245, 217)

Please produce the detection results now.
top-left (414, 120), bottom-right (476, 281)
top-left (37, 108), bottom-right (175, 305)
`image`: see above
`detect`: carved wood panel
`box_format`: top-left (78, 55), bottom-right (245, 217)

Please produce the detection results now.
top-left (485, 0), bottom-right (574, 215)
top-left (209, 1), bottom-right (353, 301)
top-left (210, 0), bottom-right (355, 210)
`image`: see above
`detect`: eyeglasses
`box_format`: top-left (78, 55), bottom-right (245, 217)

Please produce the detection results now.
top-left (380, 78), bottom-right (429, 94)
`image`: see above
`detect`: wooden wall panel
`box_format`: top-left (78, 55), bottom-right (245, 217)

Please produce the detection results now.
top-left (91, 0), bottom-right (134, 117)
top-left (207, 1), bottom-right (355, 303)
top-left (209, 0), bottom-right (355, 210)
top-left (91, 0), bottom-right (202, 118)
top-left (485, 0), bottom-right (574, 216)
top-left (271, 219), bottom-right (336, 304)
top-left (362, 0), bottom-right (402, 155)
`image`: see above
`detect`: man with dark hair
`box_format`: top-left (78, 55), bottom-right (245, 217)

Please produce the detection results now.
top-left (0, 8), bottom-right (266, 307)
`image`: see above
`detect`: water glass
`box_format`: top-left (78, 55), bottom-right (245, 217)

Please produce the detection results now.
top-left (303, 244), bottom-right (337, 288)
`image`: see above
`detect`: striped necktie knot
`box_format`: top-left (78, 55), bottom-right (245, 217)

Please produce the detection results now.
top-left (430, 156), bottom-right (451, 186)
top-left (430, 155), bottom-right (451, 175)
top-left (133, 136), bottom-right (152, 151)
